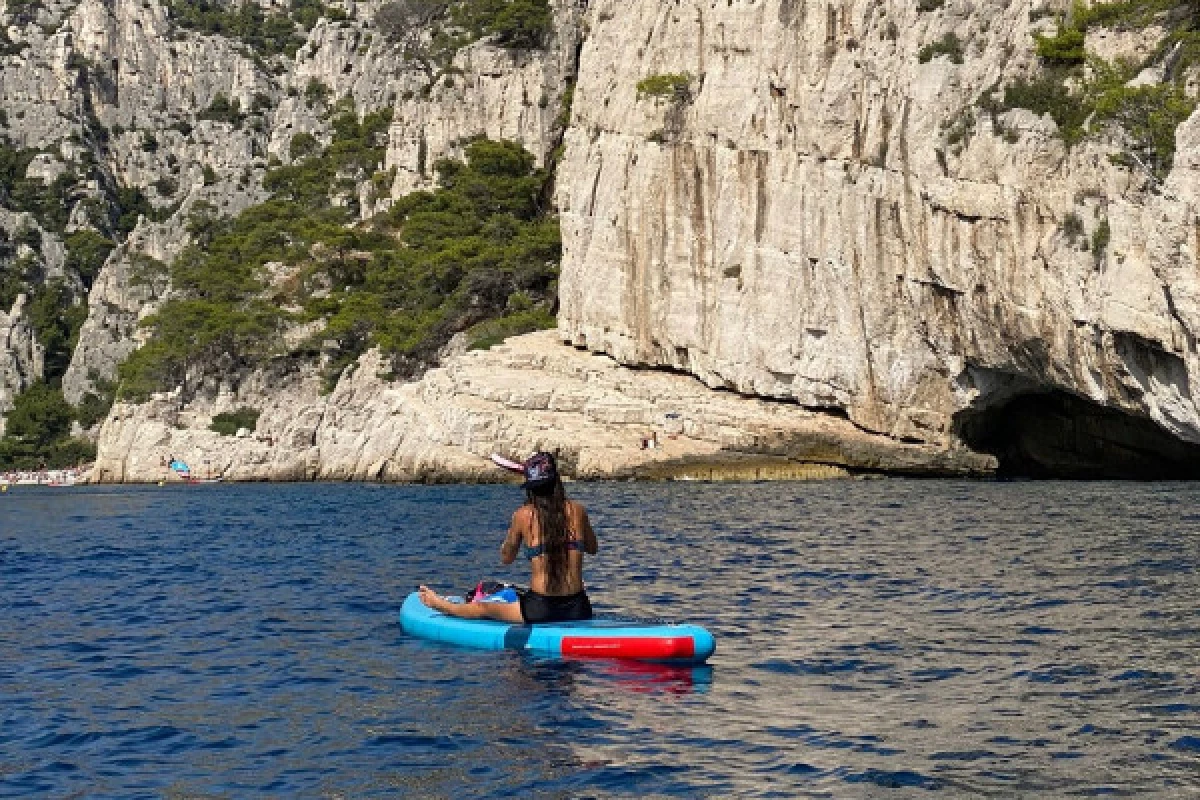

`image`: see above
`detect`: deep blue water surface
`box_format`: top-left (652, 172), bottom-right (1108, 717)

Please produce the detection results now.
top-left (2, 481), bottom-right (1199, 797)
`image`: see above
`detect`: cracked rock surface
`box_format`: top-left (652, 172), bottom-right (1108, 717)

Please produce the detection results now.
top-left (5, 0), bottom-right (1200, 480)
top-left (92, 329), bottom-right (995, 483)
top-left (558, 0), bottom-right (1200, 451)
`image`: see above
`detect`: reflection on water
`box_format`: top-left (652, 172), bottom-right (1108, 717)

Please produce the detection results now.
top-left (2, 481), bottom-right (1199, 796)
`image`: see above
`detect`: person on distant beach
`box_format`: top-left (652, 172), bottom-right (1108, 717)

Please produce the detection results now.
top-left (419, 452), bottom-right (598, 624)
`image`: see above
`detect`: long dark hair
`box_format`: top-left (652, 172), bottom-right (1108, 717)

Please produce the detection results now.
top-left (527, 478), bottom-right (570, 593)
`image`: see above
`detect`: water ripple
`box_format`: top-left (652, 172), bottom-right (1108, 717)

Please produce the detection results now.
top-left (2, 481), bottom-right (1200, 796)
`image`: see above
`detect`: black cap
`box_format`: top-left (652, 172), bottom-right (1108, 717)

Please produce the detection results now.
top-left (521, 451), bottom-right (558, 490)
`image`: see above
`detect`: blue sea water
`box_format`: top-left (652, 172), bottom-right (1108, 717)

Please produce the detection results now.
top-left (2, 480), bottom-right (1199, 798)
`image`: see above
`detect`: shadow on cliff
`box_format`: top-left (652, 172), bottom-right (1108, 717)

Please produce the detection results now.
top-left (954, 391), bottom-right (1200, 480)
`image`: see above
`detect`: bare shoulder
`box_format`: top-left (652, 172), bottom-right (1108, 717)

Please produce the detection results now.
top-left (566, 500), bottom-right (593, 527)
top-left (511, 504), bottom-right (535, 526)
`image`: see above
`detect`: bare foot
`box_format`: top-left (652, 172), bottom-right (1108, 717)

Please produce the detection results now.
top-left (418, 585), bottom-right (449, 612)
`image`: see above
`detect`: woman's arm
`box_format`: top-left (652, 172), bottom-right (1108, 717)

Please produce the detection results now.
top-left (500, 508), bottom-right (526, 564)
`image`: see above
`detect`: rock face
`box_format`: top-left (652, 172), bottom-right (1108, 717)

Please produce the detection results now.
top-left (384, 19), bottom-right (582, 197)
top-left (0, 295), bottom-right (41, 435)
top-left (91, 329), bottom-right (994, 482)
top-left (557, 0), bottom-right (1200, 461)
top-left (54, 0), bottom-right (582, 399)
top-left (11, 0), bottom-right (1200, 480)
top-left (62, 186), bottom-right (269, 405)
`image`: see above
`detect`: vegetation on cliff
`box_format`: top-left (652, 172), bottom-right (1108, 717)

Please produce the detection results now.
top-left (165, 0), bottom-right (347, 58)
top-left (117, 100), bottom-right (557, 402)
top-left (0, 138), bottom-right (108, 469)
top-left (0, 382), bottom-right (95, 469)
top-left (376, 0), bottom-right (553, 85)
top-left (989, 0), bottom-right (1199, 181)
top-left (918, 33), bottom-right (965, 64)
top-left (0, 273), bottom-right (95, 468)
top-left (210, 407), bottom-right (261, 436)
top-left (0, 138), bottom-right (77, 234)
top-left (635, 73), bottom-right (693, 101)
top-left (0, 0), bottom-right (559, 462)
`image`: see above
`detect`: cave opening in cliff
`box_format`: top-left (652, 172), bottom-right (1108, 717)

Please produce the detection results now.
top-left (954, 391), bottom-right (1200, 480)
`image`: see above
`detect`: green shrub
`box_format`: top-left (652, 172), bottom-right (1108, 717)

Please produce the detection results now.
top-left (0, 27), bottom-right (24, 56)
top-left (28, 280), bottom-right (87, 384)
top-left (1000, 71), bottom-right (1090, 144)
top-left (428, 0), bottom-right (555, 50)
top-left (377, 0), bottom-right (444, 38)
top-left (1062, 211), bottom-right (1086, 247)
top-left (0, 253), bottom-right (39, 310)
top-left (304, 79), bottom-right (331, 108)
top-left (636, 73), bottom-right (692, 100)
top-left (464, 308), bottom-right (555, 350)
top-left (64, 230), bottom-right (115, 290)
top-left (1091, 80), bottom-right (1196, 180)
top-left (199, 92), bottom-right (244, 127)
top-left (114, 186), bottom-right (151, 235)
top-left (165, 0), bottom-right (344, 58)
top-left (374, 0), bottom-right (552, 91)
top-left (114, 185), bottom-right (175, 235)
top-left (555, 83), bottom-right (574, 128)
top-left (0, 139), bottom-right (36, 196)
top-left (0, 139), bottom-right (78, 233)
top-left (289, 131), bottom-right (320, 160)
top-left (0, 382), bottom-right (96, 469)
top-left (996, 0), bottom-right (1198, 175)
top-left (1092, 217), bottom-right (1112, 255)
top-left (15, 225), bottom-right (41, 250)
top-left (76, 380), bottom-right (116, 429)
top-left (918, 32), bottom-right (964, 64)
top-left (1072, 0), bottom-right (1179, 31)
top-left (1035, 26), bottom-right (1086, 64)
top-left (6, 0), bottom-right (44, 26)
top-left (210, 407), bottom-right (261, 435)
top-left (477, 0), bottom-right (553, 49)
top-left (2, 382), bottom-right (70, 448)
top-left (118, 299), bottom-right (286, 400)
top-left (127, 252), bottom-right (170, 293)
top-left (341, 137), bottom-right (560, 363)
top-left (153, 175), bottom-right (179, 196)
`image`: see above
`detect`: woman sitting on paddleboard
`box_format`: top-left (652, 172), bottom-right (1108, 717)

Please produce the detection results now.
top-left (418, 451), bottom-right (598, 624)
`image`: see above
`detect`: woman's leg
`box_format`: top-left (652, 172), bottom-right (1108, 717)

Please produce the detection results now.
top-left (418, 586), bottom-right (525, 623)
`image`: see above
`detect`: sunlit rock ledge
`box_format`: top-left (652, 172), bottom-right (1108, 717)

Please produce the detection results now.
top-left (89, 330), bottom-right (997, 484)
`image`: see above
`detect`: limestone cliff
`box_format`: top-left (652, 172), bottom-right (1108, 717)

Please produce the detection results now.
top-left (8, 0), bottom-right (1200, 480)
top-left (0, 0), bottom-right (583, 467)
top-left (0, 293), bottom-right (41, 434)
top-left (56, 0), bottom-right (582, 404)
top-left (557, 0), bottom-right (1200, 475)
top-left (92, 329), bottom-right (993, 482)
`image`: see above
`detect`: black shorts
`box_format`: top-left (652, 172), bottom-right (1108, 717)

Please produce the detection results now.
top-left (518, 589), bottom-right (593, 624)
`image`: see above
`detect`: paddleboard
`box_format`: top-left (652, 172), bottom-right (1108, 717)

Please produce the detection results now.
top-left (400, 592), bottom-right (715, 665)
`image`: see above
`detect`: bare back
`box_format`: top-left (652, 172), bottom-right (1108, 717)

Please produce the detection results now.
top-left (501, 499), bottom-right (598, 596)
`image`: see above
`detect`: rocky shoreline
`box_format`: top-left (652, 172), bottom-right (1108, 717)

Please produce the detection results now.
top-left (89, 330), bottom-right (998, 485)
